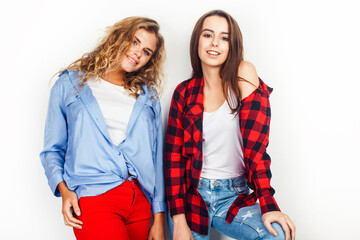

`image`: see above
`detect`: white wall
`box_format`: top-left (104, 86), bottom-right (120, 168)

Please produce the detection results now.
top-left (1, 0), bottom-right (359, 239)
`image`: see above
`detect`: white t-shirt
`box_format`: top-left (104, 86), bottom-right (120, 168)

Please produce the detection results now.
top-left (87, 77), bottom-right (136, 146)
top-left (201, 100), bottom-right (245, 179)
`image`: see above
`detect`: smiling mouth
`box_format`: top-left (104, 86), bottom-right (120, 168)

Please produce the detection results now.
top-left (127, 56), bottom-right (138, 65)
top-left (207, 50), bottom-right (220, 56)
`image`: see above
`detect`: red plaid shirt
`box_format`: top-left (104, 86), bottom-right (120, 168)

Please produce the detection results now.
top-left (164, 76), bottom-right (280, 235)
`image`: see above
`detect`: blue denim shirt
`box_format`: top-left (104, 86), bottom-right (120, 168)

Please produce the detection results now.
top-left (40, 70), bottom-right (165, 214)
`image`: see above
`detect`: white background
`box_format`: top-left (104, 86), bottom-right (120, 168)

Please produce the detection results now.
top-left (1, 0), bottom-right (359, 239)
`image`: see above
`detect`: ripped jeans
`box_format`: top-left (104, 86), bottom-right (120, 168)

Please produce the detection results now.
top-left (168, 176), bottom-right (285, 240)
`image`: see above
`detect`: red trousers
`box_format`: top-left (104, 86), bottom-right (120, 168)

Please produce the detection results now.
top-left (73, 179), bottom-right (151, 240)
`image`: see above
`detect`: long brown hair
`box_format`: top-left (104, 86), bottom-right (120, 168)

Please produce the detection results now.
top-left (63, 17), bottom-right (165, 97)
top-left (190, 10), bottom-right (244, 113)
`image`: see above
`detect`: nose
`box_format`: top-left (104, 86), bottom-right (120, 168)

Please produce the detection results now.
top-left (211, 38), bottom-right (218, 47)
top-left (133, 49), bottom-right (141, 57)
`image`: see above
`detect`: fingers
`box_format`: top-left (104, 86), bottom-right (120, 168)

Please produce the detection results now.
top-left (262, 211), bottom-right (295, 240)
top-left (280, 215), bottom-right (296, 240)
top-left (263, 220), bottom-right (278, 237)
top-left (62, 201), bottom-right (83, 229)
top-left (72, 199), bottom-right (81, 217)
top-left (286, 216), bottom-right (296, 240)
top-left (63, 214), bottom-right (83, 229)
top-left (147, 231), bottom-right (155, 240)
top-left (278, 218), bottom-right (290, 240)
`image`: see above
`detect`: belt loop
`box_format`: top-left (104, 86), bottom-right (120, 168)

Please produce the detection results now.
top-left (229, 178), bottom-right (234, 192)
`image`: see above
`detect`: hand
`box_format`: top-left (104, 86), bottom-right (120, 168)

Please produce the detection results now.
top-left (262, 211), bottom-right (295, 240)
top-left (148, 212), bottom-right (164, 240)
top-left (58, 181), bottom-right (83, 229)
top-left (173, 214), bottom-right (193, 240)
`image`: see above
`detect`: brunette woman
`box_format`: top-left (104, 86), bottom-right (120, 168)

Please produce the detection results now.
top-left (165, 10), bottom-right (295, 240)
top-left (41, 17), bottom-right (165, 240)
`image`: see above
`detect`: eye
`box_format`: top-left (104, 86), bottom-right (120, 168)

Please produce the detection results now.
top-left (133, 40), bottom-right (137, 45)
top-left (203, 33), bottom-right (212, 38)
top-left (143, 49), bottom-right (150, 56)
top-left (221, 36), bottom-right (229, 41)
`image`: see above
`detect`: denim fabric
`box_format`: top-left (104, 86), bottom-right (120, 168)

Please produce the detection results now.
top-left (168, 177), bottom-right (285, 240)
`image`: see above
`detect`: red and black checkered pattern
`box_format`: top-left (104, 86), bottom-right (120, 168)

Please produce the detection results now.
top-left (164, 76), bottom-right (280, 235)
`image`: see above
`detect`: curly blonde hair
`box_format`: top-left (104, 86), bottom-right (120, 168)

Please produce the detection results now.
top-left (63, 17), bottom-right (165, 97)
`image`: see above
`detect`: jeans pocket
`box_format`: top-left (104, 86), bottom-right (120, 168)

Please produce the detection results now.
top-left (231, 178), bottom-right (249, 195)
top-left (233, 185), bottom-right (250, 195)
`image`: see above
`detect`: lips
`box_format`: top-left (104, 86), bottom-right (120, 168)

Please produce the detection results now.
top-left (127, 56), bottom-right (139, 65)
top-left (206, 50), bottom-right (220, 56)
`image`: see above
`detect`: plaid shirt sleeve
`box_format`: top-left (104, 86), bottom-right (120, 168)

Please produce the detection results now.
top-left (164, 83), bottom-right (188, 216)
top-left (241, 80), bottom-right (280, 214)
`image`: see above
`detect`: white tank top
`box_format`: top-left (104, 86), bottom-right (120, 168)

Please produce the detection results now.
top-left (201, 100), bottom-right (245, 179)
top-left (87, 77), bottom-right (136, 146)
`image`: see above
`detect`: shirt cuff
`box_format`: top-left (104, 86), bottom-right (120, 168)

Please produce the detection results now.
top-left (258, 195), bottom-right (281, 214)
top-left (168, 197), bottom-right (186, 217)
top-left (49, 173), bottom-right (64, 197)
top-left (151, 200), bottom-right (166, 214)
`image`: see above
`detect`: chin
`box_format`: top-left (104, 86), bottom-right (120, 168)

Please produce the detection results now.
top-left (121, 63), bottom-right (138, 73)
top-left (125, 67), bottom-right (137, 73)
top-left (202, 60), bottom-right (225, 68)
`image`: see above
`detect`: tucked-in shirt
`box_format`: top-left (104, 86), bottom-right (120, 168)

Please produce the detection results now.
top-left (201, 101), bottom-right (245, 179)
top-left (40, 70), bottom-right (165, 214)
top-left (87, 77), bottom-right (136, 146)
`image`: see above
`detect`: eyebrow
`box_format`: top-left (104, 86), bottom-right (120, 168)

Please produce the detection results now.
top-left (135, 36), bottom-right (154, 54)
top-left (201, 28), bottom-right (229, 35)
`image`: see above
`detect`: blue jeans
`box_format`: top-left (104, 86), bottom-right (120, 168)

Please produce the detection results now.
top-left (167, 176), bottom-right (285, 240)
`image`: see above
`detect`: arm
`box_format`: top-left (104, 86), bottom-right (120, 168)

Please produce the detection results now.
top-left (40, 78), bottom-right (68, 196)
top-left (148, 100), bottom-right (165, 240)
top-left (253, 95), bottom-right (295, 240)
top-left (150, 99), bottom-right (166, 214)
top-left (239, 62), bottom-right (295, 240)
top-left (238, 61), bottom-right (278, 212)
top-left (164, 85), bottom-right (187, 216)
top-left (147, 212), bottom-right (164, 240)
top-left (164, 85), bottom-right (193, 240)
top-left (40, 76), bottom-right (82, 229)
top-left (172, 214), bottom-right (194, 240)
top-left (58, 181), bottom-right (83, 229)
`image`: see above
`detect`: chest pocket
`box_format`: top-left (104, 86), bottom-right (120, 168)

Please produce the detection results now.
top-left (141, 103), bottom-right (156, 121)
top-left (65, 93), bottom-right (87, 120)
top-left (182, 103), bottom-right (203, 157)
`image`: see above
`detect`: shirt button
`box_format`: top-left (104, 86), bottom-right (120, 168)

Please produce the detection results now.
top-left (118, 152), bottom-right (121, 155)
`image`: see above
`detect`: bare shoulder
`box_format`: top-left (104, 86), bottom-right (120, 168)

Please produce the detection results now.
top-left (238, 61), bottom-right (260, 87)
top-left (237, 61), bottom-right (260, 99)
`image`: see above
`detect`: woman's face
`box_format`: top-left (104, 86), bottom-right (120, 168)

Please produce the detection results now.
top-left (118, 28), bottom-right (157, 73)
top-left (198, 16), bottom-right (229, 70)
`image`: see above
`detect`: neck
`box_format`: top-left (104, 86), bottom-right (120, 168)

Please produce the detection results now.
top-left (103, 67), bottom-right (126, 86)
top-left (202, 64), bottom-right (222, 90)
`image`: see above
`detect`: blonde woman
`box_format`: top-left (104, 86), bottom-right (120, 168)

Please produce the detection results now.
top-left (40, 17), bottom-right (165, 240)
